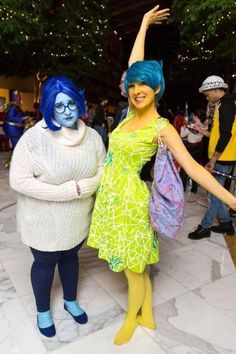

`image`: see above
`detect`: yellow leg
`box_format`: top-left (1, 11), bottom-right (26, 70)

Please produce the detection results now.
top-left (114, 269), bottom-right (145, 346)
top-left (137, 272), bottom-right (157, 329)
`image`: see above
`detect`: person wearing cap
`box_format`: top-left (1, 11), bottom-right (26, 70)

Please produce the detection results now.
top-left (188, 75), bottom-right (236, 240)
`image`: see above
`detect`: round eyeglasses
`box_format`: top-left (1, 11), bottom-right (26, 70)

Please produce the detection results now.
top-left (54, 101), bottom-right (77, 114)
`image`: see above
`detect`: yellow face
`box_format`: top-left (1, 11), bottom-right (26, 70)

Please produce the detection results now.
top-left (128, 82), bottom-right (160, 110)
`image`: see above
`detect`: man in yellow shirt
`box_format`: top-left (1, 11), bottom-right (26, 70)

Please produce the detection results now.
top-left (189, 75), bottom-right (236, 239)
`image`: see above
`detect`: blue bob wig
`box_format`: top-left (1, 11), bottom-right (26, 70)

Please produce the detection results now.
top-left (40, 75), bottom-right (86, 131)
top-left (124, 60), bottom-right (165, 101)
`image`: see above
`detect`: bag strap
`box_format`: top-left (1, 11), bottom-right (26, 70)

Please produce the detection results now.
top-left (157, 118), bottom-right (165, 148)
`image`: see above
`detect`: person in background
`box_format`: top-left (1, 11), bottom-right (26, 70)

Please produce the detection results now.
top-left (118, 70), bottom-right (129, 122)
top-left (93, 97), bottom-right (109, 145)
top-left (173, 107), bottom-right (185, 134)
top-left (179, 110), bottom-right (207, 192)
top-left (86, 103), bottom-right (95, 127)
top-left (11, 89), bottom-right (23, 106)
top-left (206, 101), bottom-right (216, 124)
top-left (113, 71), bottom-right (129, 130)
top-left (3, 104), bottom-right (25, 150)
top-left (0, 99), bottom-right (6, 120)
top-left (9, 76), bottom-right (106, 337)
top-left (0, 99), bottom-right (9, 152)
top-left (80, 99), bottom-right (89, 124)
top-left (188, 75), bottom-right (236, 239)
top-left (158, 100), bottom-right (174, 124)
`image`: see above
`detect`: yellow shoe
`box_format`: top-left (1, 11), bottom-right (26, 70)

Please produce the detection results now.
top-left (136, 315), bottom-right (157, 330)
top-left (114, 318), bottom-right (137, 345)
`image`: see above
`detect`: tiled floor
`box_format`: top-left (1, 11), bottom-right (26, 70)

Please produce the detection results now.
top-left (0, 151), bottom-right (236, 354)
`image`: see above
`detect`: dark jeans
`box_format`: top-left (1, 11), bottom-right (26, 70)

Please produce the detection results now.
top-left (201, 163), bottom-right (233, 228)
top-left (30, 241), bottom-right (84, 312)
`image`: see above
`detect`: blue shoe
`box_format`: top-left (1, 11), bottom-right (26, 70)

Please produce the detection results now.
top-left (38, 321), bottom-right (56, 337)
top-left (64, 303), bottom-right (88, 324)
top-left (37, 311), bottom-right (56, 337)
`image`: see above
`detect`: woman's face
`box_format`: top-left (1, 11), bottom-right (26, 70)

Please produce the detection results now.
top-left (53, 93), bottom-right (79, 129)
top-left (128, 82), bottom-right (157, 111)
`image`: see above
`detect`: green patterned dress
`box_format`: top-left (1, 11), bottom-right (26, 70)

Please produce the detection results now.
top-left (87, 112), bottom-right (169, 273)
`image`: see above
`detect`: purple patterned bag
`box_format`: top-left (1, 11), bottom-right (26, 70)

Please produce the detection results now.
top-left (149, 124), bottom-right (184, 238)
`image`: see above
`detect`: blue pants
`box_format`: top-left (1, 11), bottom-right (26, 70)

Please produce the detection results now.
top-left (201, 163), bottom-right (232, 229)
top-left (30, 241), bottom-right (84, 312)
top-left (3, 124), bottom-right (23, 149)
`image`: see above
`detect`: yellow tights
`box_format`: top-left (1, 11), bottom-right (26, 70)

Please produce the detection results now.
top-left (114, 269), bottom-right (156, 346)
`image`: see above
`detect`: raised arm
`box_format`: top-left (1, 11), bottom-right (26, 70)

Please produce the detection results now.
top-left (128, 4), bottom-right (170, 67)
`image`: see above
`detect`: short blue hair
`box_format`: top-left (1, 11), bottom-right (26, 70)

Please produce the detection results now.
top-left (124, 60), bottom-right (165, 101)
top-left (40, 75), bottom-right (86, 131)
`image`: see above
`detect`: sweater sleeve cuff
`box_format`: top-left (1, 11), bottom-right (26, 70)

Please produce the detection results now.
top-left (64, 180), bottom-right (80, 200)
top-left (77, 179), bottom-right (100, 199)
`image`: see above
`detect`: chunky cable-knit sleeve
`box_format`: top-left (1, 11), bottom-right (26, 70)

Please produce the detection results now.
top-left (10, 136), bottom-right (79, 201)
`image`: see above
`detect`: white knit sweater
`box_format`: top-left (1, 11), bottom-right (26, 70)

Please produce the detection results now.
top-left (10, 119), bottom-right (106, 251)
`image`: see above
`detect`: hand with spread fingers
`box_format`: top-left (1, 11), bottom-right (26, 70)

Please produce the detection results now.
top-left (142, 4), bottom-right (170, 28)
top-left (128, 4), bottom-right (170, 67)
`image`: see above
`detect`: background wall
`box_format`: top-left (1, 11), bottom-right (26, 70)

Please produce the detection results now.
top-left (0, 76), bottom-right (34, 111)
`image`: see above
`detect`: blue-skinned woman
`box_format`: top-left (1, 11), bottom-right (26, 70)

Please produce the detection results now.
top-left (87, 5), bottom-right (236, 346)
top-left (9, 76), bottom-right (106, 337)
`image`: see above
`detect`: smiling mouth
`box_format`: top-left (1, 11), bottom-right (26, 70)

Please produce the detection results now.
top-left (135, 96), bottom-right (145, 103)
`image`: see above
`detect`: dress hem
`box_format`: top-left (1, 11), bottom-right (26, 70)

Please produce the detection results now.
top-left (87, 243), bottom-right (159, 274)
